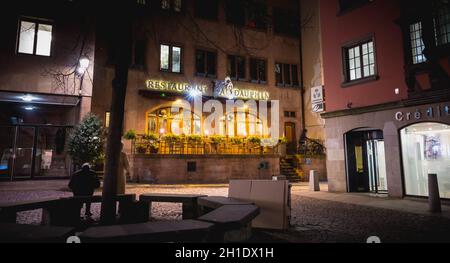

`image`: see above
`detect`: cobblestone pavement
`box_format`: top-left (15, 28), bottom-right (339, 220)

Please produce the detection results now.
top-left (1, 181), bottom-right (450, 243)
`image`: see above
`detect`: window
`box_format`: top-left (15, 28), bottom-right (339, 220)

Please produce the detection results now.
top-left (227, 55), bottom-right (246, 80)
top-left (410, 22), bottom-right (427, 64)
top-left (17, 19), bottom-right (53, 56)
top-left (434, 4), bottom-right (450, 45)
top-left (250, 58), bottom-right (267, 84)
top-left (160, 44), bottom-right (182, 73)
top-left (147, 107), bottom-right (201, 135)
top-left (161, 0), bottom-right (183, 12)
top-left (338, 0), bottom-right (371, 14)
top-left (284, 111), bottom-right (296, 118)
top-left (401, 123), bottom-right (450, 199)
top-left (275, 63), bottom-right (299, 87)
top-left (273, 9), bottom-right (299, 37)
top-left (105, 112), bottom-right (111, 128)
top-left (196, 50), bottom-right (217, 78)
top-left (219, 112), bottom-right (264, 137)
top-left (225, 0), bottom-right (267, 30)
top-left (133, 39), bottom-right (146, 67)
top-left (195, 0), bottom-right (219, 20)
top-left (344, 40), bottom-right (376, 82)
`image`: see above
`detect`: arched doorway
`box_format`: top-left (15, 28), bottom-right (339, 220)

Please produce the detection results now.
top-left (345, 129), bottom-right (388, 193)
top-left (400, 122), bottom-right (450, 199)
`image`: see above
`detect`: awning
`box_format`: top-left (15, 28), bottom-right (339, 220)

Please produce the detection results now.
top-left (0, 91), bottom-right (80, 106)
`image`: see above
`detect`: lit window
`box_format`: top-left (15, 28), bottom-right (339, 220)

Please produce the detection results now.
top-left (160, 44), bottom-right (182, 73)
top-left (18, 19), bottom-right (53, 56)
top-left (344, 40), bottom-right (376, 82)
top-left (410, 22), bottom-right (427, 64)
top-left (161, 0), bottom-right (183, 12)
top-left (105, 112), bottom-right (111, 128)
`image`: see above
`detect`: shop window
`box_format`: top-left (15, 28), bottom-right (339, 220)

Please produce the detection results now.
top-left (195, 49), bottom-right (217, 78)
top-left (160, 44), bottom-right (182, 73)
top-left (161, 0), bottom-right (183, 12)
top-left (343, 39), bottom-right (376, 83)
top-left (227, 55), bottom-right (246, 81)
top-left (17, 19), bottom-right (53, 56)
top-left (400, 122), bottom-right (450, 199)
top-left (147, 107), bottom-right (201, 136)
top-left (273, 8), bottom-right (299, 37)
top-left (338, 0), bottom-right (371, 14)
top-left (410, 22), bottom-right (427, 64)
top-left (275, 63), bottom-right (299, 87)
top-left (250, 58), bottom-right (267, 84)
top-left (195, 0), bottom-right (219, 20)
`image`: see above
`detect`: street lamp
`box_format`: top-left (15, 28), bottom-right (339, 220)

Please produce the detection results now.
top-left (77, 56), bottom-right (90, 76)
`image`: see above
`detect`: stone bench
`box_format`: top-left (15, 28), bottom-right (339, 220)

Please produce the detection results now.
top-left (0, 223), bottom-right (75, 243)
top-left (0, 194), bottom-right (137, 227)
top-left (197, 196), bottom-right (254, 215)
top-left (79, 220), bottom-right (214, 243)
top-left (139, 194), bottom-right (207, 219)
top-left (197, 205), bottom-right (260, 242)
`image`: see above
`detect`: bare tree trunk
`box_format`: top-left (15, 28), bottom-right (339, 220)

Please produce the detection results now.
top-left (100, 2), bottom-right (132, 225)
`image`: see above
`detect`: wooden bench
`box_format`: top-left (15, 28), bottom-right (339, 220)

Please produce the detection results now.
top-left (80, 220), bottom-right (214, 243)
top-left (0, 223), bottom-right (75, 243)
top-left (140, 194), bottom-right (207, 219)
top-left (197, 205), bottom-right (260, 242)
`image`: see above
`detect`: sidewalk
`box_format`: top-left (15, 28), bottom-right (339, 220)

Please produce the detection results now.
top-left (291, 182), bottom-right (450, 219)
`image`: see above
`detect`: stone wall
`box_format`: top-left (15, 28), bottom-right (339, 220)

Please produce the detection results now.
top-left (131, 155), bottom-right (280, 184)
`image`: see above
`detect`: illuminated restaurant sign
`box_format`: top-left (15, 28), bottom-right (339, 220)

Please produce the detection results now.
top-left (145, 80), bottom-right (208, 94)
top-left (145, 78), bottom-right (270, 100)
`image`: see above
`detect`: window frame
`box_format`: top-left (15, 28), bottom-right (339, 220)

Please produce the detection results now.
top-left (159, 43), bottom-right (184, 74)
top-left (227, 54), bottom-right (247, 81)
top-left (16, 17), bottom-right (54, 57)
top-left (341, 36), bottom-right (379, 87)
top-left (275, 62), bottom-right (300, 87)
top-left (195, 48), bottom-right (218, 78)
top-left (225, 0), bottom-right (268, 32)
top-left (160, 0), bottom-right (184, 13)
top-left (250, 57), bottom-right (268, 85)
top-left (409, 21), bottom-right (427, 65)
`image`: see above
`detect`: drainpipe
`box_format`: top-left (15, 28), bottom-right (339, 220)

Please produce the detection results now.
top-left (298, 0), bottom-right (307, 141)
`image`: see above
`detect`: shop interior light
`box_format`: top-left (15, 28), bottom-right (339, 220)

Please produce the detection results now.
top-left (24, 106), bottom-right (35, 111)
top-left (159, 128), bottom-right (165, 135)
top-left (188, 89), bottom-right (202, 99)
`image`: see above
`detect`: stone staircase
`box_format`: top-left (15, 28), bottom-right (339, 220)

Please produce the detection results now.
top-left (280, 156), bottom-right (301, 183)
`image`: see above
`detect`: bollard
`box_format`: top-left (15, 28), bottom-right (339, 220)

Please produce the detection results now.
top-left (428, 174), bottom-right (442, 213)
top-left (309, 170), bottom-right (320, 192)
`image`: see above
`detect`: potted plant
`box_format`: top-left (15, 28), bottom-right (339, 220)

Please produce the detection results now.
top-left (123, 129), bottom-right (137, 141)
top-left (135, 144), bottom-right (147, 154)
top-left (144, 133), bottom-right (159, 154)
top-left (278, 136), bottom-right (288, 156)
top-left (209, 135), bottom-right (225, 153)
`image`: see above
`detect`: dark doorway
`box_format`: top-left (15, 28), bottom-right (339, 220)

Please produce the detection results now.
top-left (346, 130), bottom-right (388, 193)
top-left (285, 122), bottom-right (297, 155)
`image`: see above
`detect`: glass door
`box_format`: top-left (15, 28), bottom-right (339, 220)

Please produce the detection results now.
top-left (13, 126), bottom-right (36, 179)
top-left (0, 126), bottom-right (15, 180)
top-left (367, 140), bottom-right (388, 193)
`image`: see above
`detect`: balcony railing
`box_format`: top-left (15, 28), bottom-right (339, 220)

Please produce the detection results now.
top-left (130, 134), bottom-right (282, 156)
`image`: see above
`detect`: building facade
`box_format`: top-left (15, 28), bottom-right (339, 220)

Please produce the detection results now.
top-left (92, 0), bottom-right (304, 183)
top-left (320, 0), bottom-right (450, 199)
top-left (0, 0), bottom-right (96, 180)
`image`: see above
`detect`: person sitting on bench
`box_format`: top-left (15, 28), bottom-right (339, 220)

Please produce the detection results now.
top-left (68, 163), bottom-right (101, 218)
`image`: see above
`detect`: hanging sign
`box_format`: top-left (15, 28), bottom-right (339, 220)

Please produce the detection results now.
top-left (311, 86), bottom-right (325, 113)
